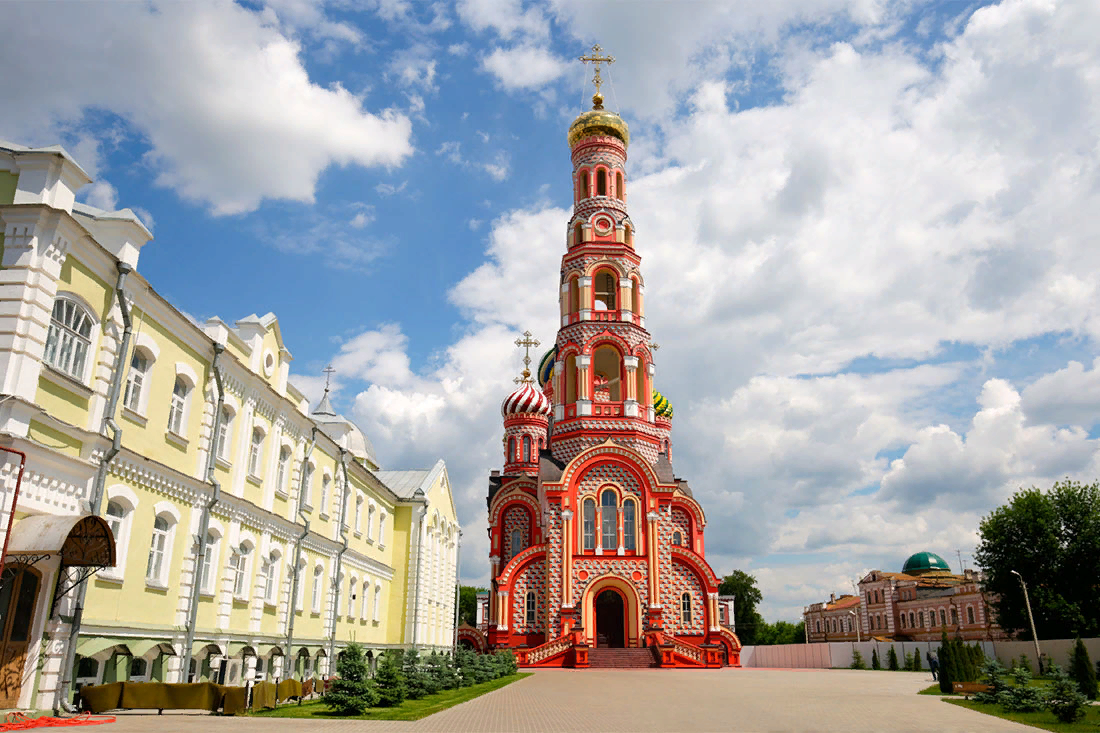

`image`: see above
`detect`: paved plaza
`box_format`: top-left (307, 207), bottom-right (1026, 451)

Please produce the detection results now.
top-left (96, 668), bottom-right (1037, 733)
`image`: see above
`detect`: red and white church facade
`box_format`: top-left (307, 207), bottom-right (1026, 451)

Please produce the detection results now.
top-left (465, 76), bottom-right (741, 669)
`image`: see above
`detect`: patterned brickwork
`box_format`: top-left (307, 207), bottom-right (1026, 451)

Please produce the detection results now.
top-left (660, 549), bottom-right (706, 634)
top-left (570, 558), bottom-right (649, 609)
top-left (511, 559), bottom-right (548, 634)
top-left (551, 434), bottom-right (659, 466)
top-left (546, 503), bottom-right (563, 635)
top-left (503, 505), bottom-right (532, 561)
top-left (671, 508), bottom-right (692, 549)
top-left (577, 462), bottom-right (642, 498)
top-left (558, 323), bottom-right (649, 351)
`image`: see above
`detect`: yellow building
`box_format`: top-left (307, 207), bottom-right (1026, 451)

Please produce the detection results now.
top-left (0, 141), bottom-right (460, 711)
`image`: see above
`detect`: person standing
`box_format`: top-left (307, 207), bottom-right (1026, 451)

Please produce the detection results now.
top-left (927, 651), bottom-right (939, 680)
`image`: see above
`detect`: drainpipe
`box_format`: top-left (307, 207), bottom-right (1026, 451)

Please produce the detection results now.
top-left (326, 449), bottom-right (350, 667)
top-left (284, 428), bottom-right (317, 672)
top-left (56, 262), bottom-right (133, 713)
top-left (452, 530), bottom-right (462, 654)
top-left (180, 342), bottom-right (226, 683)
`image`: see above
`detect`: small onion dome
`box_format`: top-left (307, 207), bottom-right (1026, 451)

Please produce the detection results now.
top-left (502, 383), bottom-right (551, 417)
top-left (652, 389), bottom-right (674, 418)
top-left (568, 93), bottom-right (630, 148)
top-left (902, 551), bottom-right (952, 576)
top-left (537, 347), bottom-right (556, 388)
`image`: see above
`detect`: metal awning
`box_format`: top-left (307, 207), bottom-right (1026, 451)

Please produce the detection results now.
top-left (227, 642), bottom-right (257, 657)
top-left (6, 514), bottom-right (115, 567)
top-left (129, 639), bottom-right (176, 658)
top-left (75, 636), bottom-right (132, 659)
top-left (192, 641), bottom-right (224, 657)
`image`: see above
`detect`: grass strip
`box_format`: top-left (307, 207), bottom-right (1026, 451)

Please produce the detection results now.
top-left (946, 698), bottom-right (1100, 732)
top-left (249, 673), bottom-right (533, 721)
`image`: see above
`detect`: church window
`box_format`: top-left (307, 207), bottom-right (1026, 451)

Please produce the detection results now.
top-left (582, 499), bottom-right (595, 551)
top-left (576, 169), bottom-right (589, 200)
top-left (600, 489), bottom-right (618, 550)
top-left (573, 222), bottom-right (583, 246)
top-left (510, 529), bottom-right (522, 560)
top-left (525, 591), bottom-right (536, 626)
top-left (596, 169), bottom-right (607, 196)
top-left (615, 171), bottom-right (624, 200)
top-left (967, 606), bottom-right (975, 625)
top-left (681, 593), bottom-right (691, 625)
top-left (569, 277), bottom-right (580, 314)
top-left (594, 271), bottom-right (617, 310)
top-left (507, 437), bottom-right (515, 462)
top-left (565, 354), bottom-right (578, 403)
top-left (672, 531), bottom-right (682, 546)
top-left (522, 435), bottom-right (531, 462)
top-left (623, 499), bottom-right (636, 551)
top-left (592, 345), bottom-right (622, 401)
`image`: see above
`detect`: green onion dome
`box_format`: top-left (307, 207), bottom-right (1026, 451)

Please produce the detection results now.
top-left (537, 347), bottom-right (556, 388)
top-left (652, 389), bottom-right (674, 418)
top-left (902, 552), bottom-right (952, 576)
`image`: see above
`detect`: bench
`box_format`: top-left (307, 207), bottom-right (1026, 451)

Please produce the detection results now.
top-left (952, 682), bottom-right (991, 699)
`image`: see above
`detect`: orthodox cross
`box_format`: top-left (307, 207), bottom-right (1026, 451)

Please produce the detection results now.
top-left (648, 341), bottom-right (661, 354)
top-left (514, 331), bottom-right (540, 384)
top-left (579, 43), bottom-right (615, 97)
top-left (322, 364), bottom-right (336, 391)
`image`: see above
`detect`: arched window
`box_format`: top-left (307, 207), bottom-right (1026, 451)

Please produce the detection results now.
top-left (373, 583), bottom-right (381, 621)
top-left (573, 222), bottom-right (582, 246)
top-left (248, 428), bottom-right (265, 476)
top-left (522, 435), bottom-right (531, 462)
top-left (832, 618), bottom-right (837, 632)
top-left (301, 462), bottom-right (314, 508)
top-left (615, 171), bottom-right (624, 200)
top-left (582, 498), bottom-right (595, 551)
top-left (507, 437), bottom-right (515, 462)
top-left (564, 354), bottom-right (578, 403)
top-left (354, 496), bottom-right (363, 533)
top-left (320, 475), bottom-right (331, 515)
top-left (510, 529), bottom-right (522, 559)
top-left (594, 271), bottom-right (617, 310)
top-left (672, 531), bottom-right (682, 546)
top-left (950, 607), bottom-right (958, 625)
top-left (311, 565), bottom-right (323, 613)
top-left (276, 446), bottom-right (291, 494)
top-left (816, 620), bottom-right (821, 633)
top-left (215, 406), bottom-right (233, 460)
top-left (167, 377), bottom-right (189, 435)
top-left (939, 608), bottom-right (946, 626)
top-left (105, 501), bottom-right (125, 541)
top-left (576, 169), bottom-right (588, 200)
top-left (367, 504), bottom-right (376, 540)
top-left (681, 592), bottom-right (691, 624)
top-left (199, 531), bottom-right (218, 593)
top-left (123, 351), bottom-right (149, 413)
top-left (348, 578), bottom-right (357, 617)
top-left (596, 169), bottom-right (607, 196)
top-left (262, 551), bottom-right (279, 605)
top-left (525, 591), bottom-right (536, 626)
top-left (967, 606), bottom-right (975, 624)
top-left (909, 612), bottom-right (915, 628)
top-left (146, 515), bottom-right (171, 582)
top-left (622, 499), bottom-right (636, 551)
top-left (900, 614), bottom-right (906, 628)
top-left (230, 543), bottom-right (251, 598)
top-left (44, 297), bottom-right (94, 380)
top-left (600, 489), bottom-right (617, 550)
top-left (569, 277), bottom-right (580, 313)
top-left (592, 345), bottom-right (622, 401)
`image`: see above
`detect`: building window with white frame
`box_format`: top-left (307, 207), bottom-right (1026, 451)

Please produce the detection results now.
top-left (582, 499), bottom-right (595, 551)
top-left (275, 446), bottom-right (291, 494)
top-left (261, 554), bottom-right (278, 605)
top-left (44, 297), bottom-right (94, 381)
top-left (525, 591), bottom-right (536, 626)
top-left (230, 543), bottom-right (251, 598)
top-left (105, 501), bottom-right (126, 541)
top-left (348, 579), bottom-right (357, 617)
top-left (600, 489), bottom-right (617, 550)
top-left (123, 351), bottom-right (150, 413)
top-left (378, 512), bottom-right (386, 546)
top-left (366, 504), bottom-right (375, 540)
top-left (360, 579), bottom-right (370, 620)
top-left (623, 499), bottom-right (636, 551)
top-left (681, 592), bottom-right (692, 625)
top-left (301, 462), bottom-right (314, 509)
top-left (248, 428), bottom-right (265, 477)
top-left (373, 583), bottom-right (381, 621)
top-left (199, 531), bottom-right (219, 594)
top-left (355, 497), bottom-right (363, 534)
top-left (146, 515), bottom-right (171, 583)
top-left (319, 475), bottom-right (331, 516)
top-left (215, 406), bottom-right (233, 461)
top-left (311, 566), bottom-right (323, 613)
top-left (167, 377), bottom-right (189, 435)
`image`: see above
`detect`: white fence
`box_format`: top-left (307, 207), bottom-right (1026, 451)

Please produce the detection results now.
top-left (740, 638), bottom-right (1100, 670)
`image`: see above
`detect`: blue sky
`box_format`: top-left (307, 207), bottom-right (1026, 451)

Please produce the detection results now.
top-left (5, 0), bottom-right (1100, 622)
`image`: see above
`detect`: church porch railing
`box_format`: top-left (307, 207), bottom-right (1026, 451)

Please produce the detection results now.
top-left (517, 633), bottom-right (575, 667)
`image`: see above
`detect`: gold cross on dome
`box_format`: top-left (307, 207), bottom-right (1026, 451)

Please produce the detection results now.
top-left (514, 330), bottom-right (540, 384)
top-left (579, 43), bottom-right (615, 97)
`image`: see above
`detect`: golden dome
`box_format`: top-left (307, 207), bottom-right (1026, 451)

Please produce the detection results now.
top-left (568, 93), bottom-right (629, 148)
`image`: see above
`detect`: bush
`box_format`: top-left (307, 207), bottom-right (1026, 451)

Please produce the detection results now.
top-left (402, 648), bottom-right (435, 700)
top-left (973, 659), bottom-right (1009, 705)
top-left (996, 665), bottom-right (1046, 713)
top-left (426, 651), bottom-right (458, 691)
top-left (1016, 654), bottom-right (1033, 675)
top-left (887, 647), bottom-right (899, 671)
top-left (493, 650), bottom-right (517, 678)
top-left (374, 650), bottom-right (407, 707)
top-left (871, 648), bottom-right (881, 670)
top-left (1069, 638), bottom-right (1097, 700)
top-left (455, 647), bottom-right (478, 687)
top-left (1046, 664), bottom-right (1089, 724)
top-left (323, 643), bottom-right (378, 715)
top-left (850, 650), bottom-right (867, 670)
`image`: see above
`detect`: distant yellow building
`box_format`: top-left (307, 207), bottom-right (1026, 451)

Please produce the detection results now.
top-left (0, 140), bottom-right (460, 711)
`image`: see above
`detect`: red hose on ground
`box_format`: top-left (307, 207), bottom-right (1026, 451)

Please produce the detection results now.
top-left (0, 713), bottom-right (116, 730)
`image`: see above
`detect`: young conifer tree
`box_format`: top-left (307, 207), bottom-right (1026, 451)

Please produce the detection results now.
top-left (1070, 638), bottom-right (1098, 700)
top-left (374, 650), bottom-right (407, 707)
top-left (323, 642), bottom-right (378, 715)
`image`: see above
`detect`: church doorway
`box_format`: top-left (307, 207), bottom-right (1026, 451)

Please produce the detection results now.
top-left (594, 589), bottom-right (625, 648)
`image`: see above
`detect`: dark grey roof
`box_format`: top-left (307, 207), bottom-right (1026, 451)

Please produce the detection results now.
top-left (653, 452), bottom-right (675, 483)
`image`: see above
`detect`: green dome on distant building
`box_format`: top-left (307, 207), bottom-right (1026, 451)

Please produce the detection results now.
top-left (902, 552), bottom-right (952, 576)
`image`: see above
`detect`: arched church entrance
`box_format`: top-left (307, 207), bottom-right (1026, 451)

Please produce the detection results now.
top-left (595, 589), bottom-right (625, 648)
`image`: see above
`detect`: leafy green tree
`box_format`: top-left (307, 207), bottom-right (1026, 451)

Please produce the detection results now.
top-left (323, 643), bottom-right (378, 715)
top-left (974, 479), bottom-right (1100, 640)
top-left (754, 620), bottom-right (806, 646)
top-left (887, 647), bottom-right (899, 671)
top-left (374, 650), bottom-right (406, 707)
top-left (1069, 638), bottom-right (1097, 699)
top-left (719, 570), bottom-right (764, 646)
top-left (459, 585), bottom-right (487, 627)
top-left (402, 648), bottom-right (434, 700)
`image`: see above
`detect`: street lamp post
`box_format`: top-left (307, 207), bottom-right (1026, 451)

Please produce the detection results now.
top-left (848, 610), bottom-right (861, 642)
top-left (1010, 570), bottom-right (1042, 670)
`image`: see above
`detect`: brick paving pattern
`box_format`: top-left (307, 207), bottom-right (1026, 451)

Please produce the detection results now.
top-left (101, 669), bottom-right (1034, 732)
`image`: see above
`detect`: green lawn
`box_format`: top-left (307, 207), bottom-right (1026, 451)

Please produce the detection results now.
top-left (947, 699), bottom-right (1100, 732)
top-left (248, 673), bottom-right (533, 721)
top-left (918, 679), bottom-right (1054, 696)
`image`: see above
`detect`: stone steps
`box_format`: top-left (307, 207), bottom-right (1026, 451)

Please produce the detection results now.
top-left (587, 648), bottom-right (658, 669)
